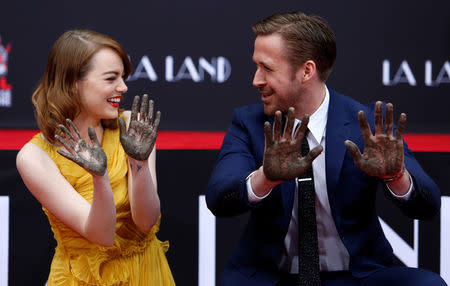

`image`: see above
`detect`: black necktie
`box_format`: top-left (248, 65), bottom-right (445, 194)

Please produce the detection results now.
top-left (298, 130), bottom-right (321, 286)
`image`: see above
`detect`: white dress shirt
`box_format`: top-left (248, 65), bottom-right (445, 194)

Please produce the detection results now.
top-left (246, 87), bottom-right (413, 273)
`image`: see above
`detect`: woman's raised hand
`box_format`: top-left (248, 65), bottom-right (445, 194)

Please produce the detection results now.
top-left (118, 94), bottom-right (160, 161)
top-left (55, 119), bottom-right (107, 176)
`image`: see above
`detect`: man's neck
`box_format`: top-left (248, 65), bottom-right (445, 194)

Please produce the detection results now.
top-left (294, 83), bottom-right (327, 119)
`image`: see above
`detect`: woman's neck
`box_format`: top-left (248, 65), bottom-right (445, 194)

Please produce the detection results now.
top-left (72, 116), bottom-right (104, 144)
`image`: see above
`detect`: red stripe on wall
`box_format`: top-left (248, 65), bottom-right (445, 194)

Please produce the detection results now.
top-left (402, 134), bottom-right (450, 152)
top-left (157, 131), bottom-right (225, 150)
top-left (0, 130), bottom-right (39, 150)
top-left (0, 130), bottom-right (226, 150)
top-left (0, 130), bottom-right (449, 152)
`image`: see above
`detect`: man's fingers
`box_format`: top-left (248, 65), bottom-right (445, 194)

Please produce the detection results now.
top-left (283, 107), bottom-right (295, 140)
top-left (264, 121), bottom-right (273, 148)
top-left (396, 113), bottom-right (407, 140)
top-left (294, 114), bottom-right (309, 141)
top-left (273, 111), bottom-right (282, 142)
top-left (303, 145), bottom-right (323, 165)
top-left (344, 140), bottom-right (362, 165)
top-left (131, 95), bottom-right (140, 122)
top-left (358, 111), bottom-right (372, 143)
top-left (374, 101), bottom-right (383, 135)
top-left (385, 103), bottom-right (394, 136)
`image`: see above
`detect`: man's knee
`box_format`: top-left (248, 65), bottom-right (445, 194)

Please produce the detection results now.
top-left (418, 270), bottom-right (447, 286)
top-left (362, 267), bottom-right (446, 286)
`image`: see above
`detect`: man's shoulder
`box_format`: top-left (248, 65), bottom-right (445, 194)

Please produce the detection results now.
top-left (233, 103), bottom-right (264, 114)
top-left (329, 88), bottom-right (374, 114)
top-left (232, 103), bottom-right (267, 122)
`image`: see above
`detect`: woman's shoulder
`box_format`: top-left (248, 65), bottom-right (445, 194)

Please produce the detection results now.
top-left (16, 140), bottom-right (58, 179)
top-left (17, 133), bottom-right (48, 161)
top-left (16, 142), bottom-right (37, 169)
top-left (17, 132), bottom-right (60, 167)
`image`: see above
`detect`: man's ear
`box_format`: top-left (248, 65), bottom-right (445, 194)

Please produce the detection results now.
top-left (297, 60), bottom-right (316, 83)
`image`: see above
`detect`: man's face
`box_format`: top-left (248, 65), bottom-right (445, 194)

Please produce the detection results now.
top-left (252, 33), bottom-right (302, 116)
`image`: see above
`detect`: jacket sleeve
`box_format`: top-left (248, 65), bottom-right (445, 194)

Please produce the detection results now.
top-left (206, 108), bottom-right (263, 217)
top-left (385, 140), bottom-right (441, 219)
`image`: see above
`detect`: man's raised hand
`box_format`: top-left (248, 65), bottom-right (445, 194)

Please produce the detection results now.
top-left (263, 107), bottom-right (323, 181)
top-left (344, 101), bottom-right (406, 180)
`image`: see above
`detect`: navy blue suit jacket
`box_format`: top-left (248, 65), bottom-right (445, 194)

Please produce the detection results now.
top-left (205, 90), bottom-right (441, 286)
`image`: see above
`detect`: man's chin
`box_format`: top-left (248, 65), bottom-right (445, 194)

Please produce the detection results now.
top-left (263, 105), bottom-right (288, 116)
top-left (263, 105), bottom-right (278, 116)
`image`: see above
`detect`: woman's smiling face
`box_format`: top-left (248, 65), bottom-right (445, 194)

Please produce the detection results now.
top-left (76, 48), bottom-right (128, 123)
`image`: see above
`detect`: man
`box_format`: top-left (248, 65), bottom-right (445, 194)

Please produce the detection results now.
top-left (205, 11), bottom-right (445, 286)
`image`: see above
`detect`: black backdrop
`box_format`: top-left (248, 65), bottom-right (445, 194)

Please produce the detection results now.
top-left (0, 1), bottom-right (449, 285)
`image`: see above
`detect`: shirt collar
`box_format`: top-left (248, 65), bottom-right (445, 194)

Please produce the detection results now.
top-left (294, 86), bottom-right (329, 143)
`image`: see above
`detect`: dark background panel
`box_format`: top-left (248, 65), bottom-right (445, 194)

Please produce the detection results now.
top-left (156, 150), bottom-right (220, 285)
top-left (0, 0), bottom-right (449, 131)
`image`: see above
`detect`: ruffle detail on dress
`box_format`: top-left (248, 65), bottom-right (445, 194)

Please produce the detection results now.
top-left (63, 217), bottom-right (165, 285)
top-left (48, 232), bottom-right (174, 285)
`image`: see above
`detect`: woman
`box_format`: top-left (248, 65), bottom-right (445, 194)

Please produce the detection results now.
top-left (16, 29), bottom-right (175, 285)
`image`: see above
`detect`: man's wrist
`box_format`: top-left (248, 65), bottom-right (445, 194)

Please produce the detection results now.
top-left (382, 165), bottom-right (406, 183)
top-left (386, 170), bottom-right (414, 200)
top-left (250, 166), bottom-right (282, 197)
top-left (246, 171), bottom-right (271, 203)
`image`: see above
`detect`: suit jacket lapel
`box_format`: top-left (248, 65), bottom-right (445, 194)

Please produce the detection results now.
top-left (325, 90), bottom-right (350, 202)
top-left (281, 180), bottom-right (296, 228)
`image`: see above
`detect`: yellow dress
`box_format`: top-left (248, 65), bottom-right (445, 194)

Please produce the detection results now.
top-left (30, 126), bottom-right (175, 286)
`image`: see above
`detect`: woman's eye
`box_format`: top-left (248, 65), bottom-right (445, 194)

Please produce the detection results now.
top-left (106, 77), bottom-right (116, 81)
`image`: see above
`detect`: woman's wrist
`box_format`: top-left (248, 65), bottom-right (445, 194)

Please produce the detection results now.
top-left (128, 157), bottom-right (149, 173)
